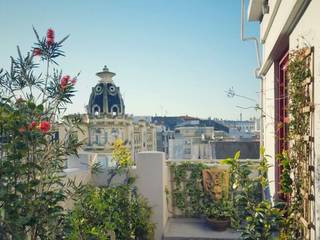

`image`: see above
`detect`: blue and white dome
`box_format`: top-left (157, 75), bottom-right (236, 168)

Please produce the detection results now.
top-left (88, 66), bottom-right (125, 116)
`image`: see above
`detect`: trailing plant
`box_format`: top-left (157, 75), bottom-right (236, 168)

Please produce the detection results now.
top-left (169, 161), bottom-right (208, 217)
top-left (0, 28), bottom-right (81, 239)
top-left (169, 155), bottom-right (259, 226)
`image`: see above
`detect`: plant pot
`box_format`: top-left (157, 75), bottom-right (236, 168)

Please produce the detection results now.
top-left (206, 217), bottom-right (230, 231)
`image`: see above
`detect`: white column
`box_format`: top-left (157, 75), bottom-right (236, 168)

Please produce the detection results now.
top-left (136, 151), bottom-right (167, 240)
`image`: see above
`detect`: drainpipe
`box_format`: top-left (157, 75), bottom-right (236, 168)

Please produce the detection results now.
top-left (240, 0), bottom-right (264, 148)
top-left (256, 71), bottom-right (265, 149)
top-left (241, 0), bottom-right (262, 67)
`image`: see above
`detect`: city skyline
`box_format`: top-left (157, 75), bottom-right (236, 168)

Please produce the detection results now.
top-left (0, 0), bottom-right (260, 120)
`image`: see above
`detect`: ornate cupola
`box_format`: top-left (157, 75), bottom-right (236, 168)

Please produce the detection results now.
top-left (88, 66), bottom-right (125, 117)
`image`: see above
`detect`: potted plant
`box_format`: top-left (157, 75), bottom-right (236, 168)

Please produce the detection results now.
top-left (204, 200), bottom-right (232, 231)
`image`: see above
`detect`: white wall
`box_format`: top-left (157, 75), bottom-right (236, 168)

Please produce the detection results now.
top-left (136, 152), bottom-right (167, 240)
top-left (289, 0), bottom-right (320, 237)
top-left (257, 0), bottom-right (319, 237)
top-left (261, 0), bottom-right (299, 61)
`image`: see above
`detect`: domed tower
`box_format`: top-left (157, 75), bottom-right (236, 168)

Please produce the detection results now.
top-left (88, 66), bottom-right (125, 117)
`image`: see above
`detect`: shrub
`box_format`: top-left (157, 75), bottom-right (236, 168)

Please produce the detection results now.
top-left (66, 140), bottom-right (155, 240)
top-left (0, 28), bottom-right (81, 239)
top-left (67, 184), bottom-right (154, 240)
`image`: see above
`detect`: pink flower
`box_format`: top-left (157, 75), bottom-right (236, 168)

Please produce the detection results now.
top-left (47, 28), bottom-right (55, 46)
top-left (71, 78), bottom-right (77, 85)
top-left (33, 48), bottom-right (41, 56)
top-left (60, 75), bottom-right (70, 89)
top-left (31, 121), bottom-right (37, 128)
top-left (283, 117), bottom-right (290, 124)
top-left (39, 121), bottom-right (51, 133)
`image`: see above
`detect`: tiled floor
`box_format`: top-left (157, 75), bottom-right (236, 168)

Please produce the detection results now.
top-left (163, 218), bottom-right (241, 240)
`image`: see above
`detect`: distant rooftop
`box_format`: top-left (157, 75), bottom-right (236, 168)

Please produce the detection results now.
top-left (151, 116), bottom-right (229, 133)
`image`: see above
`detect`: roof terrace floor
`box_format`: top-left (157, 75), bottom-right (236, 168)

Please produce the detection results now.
top-left (163, 218), bottom-right (240, 240)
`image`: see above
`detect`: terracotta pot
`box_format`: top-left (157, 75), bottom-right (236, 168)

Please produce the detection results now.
top-left (206, 217), bottom-right (230, 231)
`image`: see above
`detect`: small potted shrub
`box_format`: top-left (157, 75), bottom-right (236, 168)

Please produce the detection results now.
top-left (205, 200), bottom-right (232, 231)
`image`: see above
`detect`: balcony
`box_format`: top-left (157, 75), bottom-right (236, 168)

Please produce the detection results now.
top-left (65, 152), bottom-right (261, 239)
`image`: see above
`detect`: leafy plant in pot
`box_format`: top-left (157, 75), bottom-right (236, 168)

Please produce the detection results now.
top-left (205, 200), bottom-right (233, 231)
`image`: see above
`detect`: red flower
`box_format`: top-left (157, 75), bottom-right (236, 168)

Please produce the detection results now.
top-left (60, 75), bottom-right (70, 89)
top-left (28, 121), bottom-right (37, 130)
top-left (71, 78), bottom-right (77, 85)
top-left (47, 28), bottom-right (55, 46)
top-left (39, 121), bottom-right (51, 133)
top-left (33, 48), bottom-right (41, 56)
top-left (47, 28), bottom-right (54, 38)
top-left (47, 38), bottom-right (54, 46)
top-left (18, 127), bottom-right (26, 134)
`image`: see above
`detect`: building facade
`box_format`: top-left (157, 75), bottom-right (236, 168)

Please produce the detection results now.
top-left (246, 0), bottom-right (319, 238)
top-left (62, 66), bottom-right (157, 166)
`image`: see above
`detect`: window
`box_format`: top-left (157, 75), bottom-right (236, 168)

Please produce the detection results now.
top-left (95, 134), bottom-right (100, 145)
top-left (92, 104), bottom-right (100, 115)
top-left (95, 128), bottom-right (102, 145)
top-left (184, 148), bottom-right (191, 155)
top-left (111, 105), bottom-right (119, 116)
top-left (104, 130), bottom-right (108, 144)
top-left (275, 51), bottom-right (289, 199)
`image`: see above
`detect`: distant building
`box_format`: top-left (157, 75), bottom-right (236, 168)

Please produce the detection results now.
top-left (169, 125), bottom-right (214, 160)
top-left (61, 66), bottom-right (157, 166)
top-left (152, 116), bottom-right (229, 132)
top-left (167, 121), bottom-right (259, 160)
top-left (216, 118), bottom-right (260, 139)
top-left (152, 116), bottom-right (225, 159)
top-left (155, 125), bottom-right (174, 158)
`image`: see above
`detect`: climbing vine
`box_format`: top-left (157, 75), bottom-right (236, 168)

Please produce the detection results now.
top-left (277, 151), bottom-right (292, 194)
top-left (279, 46), bottom-right (314, 239)
top-left (169, 161), bottom-right (208, 217)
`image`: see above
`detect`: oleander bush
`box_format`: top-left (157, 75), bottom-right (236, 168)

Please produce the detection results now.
top-left (0, 28), bottom-right (81, 239)
top-left (0, 28), bottom-right (155, 240)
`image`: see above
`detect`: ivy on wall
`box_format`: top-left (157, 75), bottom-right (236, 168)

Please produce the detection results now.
top-left (169, 162), bottom-right (208, 217)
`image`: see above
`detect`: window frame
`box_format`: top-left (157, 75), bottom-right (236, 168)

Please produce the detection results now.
top-left (275, 51), bottom-right (289, 200)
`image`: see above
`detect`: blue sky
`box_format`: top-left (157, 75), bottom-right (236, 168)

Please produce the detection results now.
top-left (0, 0), bottom-right (260, 120)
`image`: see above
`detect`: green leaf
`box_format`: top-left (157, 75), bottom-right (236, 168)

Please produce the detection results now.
top-left (234, 151), bottom-right (240, 160)
top-left (259, 146), bottom-right (265, 156)
top-left (221, 158), bottom-right (233, 165)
